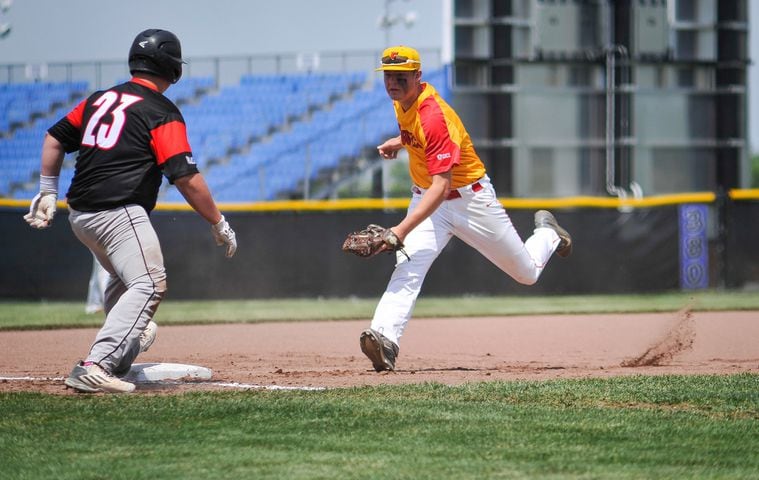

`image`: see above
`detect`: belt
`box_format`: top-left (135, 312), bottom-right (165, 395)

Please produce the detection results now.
top-left (412, 180), bottom-right (483, 200)
top-left (446, 180), bottom-right (483, 200)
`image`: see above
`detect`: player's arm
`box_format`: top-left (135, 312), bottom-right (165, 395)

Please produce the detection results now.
top-left (152, 115), bottom-right (237, 257)
top-left (390, 170), bottom-right (451, 241)
top-left (377, 135), bottom-right (403, 159)
top-left (174, 173), bottom-right (222, 224)
top-left (24, 133), bottom-right (67, 229)
top-left (174, 173), bottom-right (237, 258)
top-left (389, 97), bottom-right (460, 241)
top-left (40, 133), bottom-right (66, 177)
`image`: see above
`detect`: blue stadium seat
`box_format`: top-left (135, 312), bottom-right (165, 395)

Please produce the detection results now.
top-left (0, 81), bottom-right (91, 196)
top-left (1, 71), bottom-right (434, 202)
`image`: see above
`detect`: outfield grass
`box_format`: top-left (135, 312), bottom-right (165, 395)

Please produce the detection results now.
top-left (2, 292), bottom-right (756, 478)
top-left (1, 289), bottom-right (758, 330)
top-left (1, 374), bottom-right (756, 479)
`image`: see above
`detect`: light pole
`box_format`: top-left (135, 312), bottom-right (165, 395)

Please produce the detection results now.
top-left (375, 0), bottom-right (417, 198)
top-left (0, 0), bottom-right (12, 40)
top-left (377, 0), bottom-right (417, 46)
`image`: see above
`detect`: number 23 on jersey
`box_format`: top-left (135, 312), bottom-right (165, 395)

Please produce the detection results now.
top-left (81, 91), bottom-right (143, 149)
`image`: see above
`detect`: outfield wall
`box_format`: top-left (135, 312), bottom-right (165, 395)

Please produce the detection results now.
top-left (2, 192), bottom-right (757, 300)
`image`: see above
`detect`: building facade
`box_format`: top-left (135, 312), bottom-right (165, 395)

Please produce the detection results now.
top-left (451, 0), bottom-right (749, 198)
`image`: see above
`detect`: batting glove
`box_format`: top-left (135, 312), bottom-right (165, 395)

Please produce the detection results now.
top-left (24, 175), bottom-right (59, 229)
top-left (211, 215), bottom-right (237, 258)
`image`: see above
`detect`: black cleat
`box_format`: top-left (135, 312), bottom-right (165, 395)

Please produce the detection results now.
top-left (360, 328), bottom-right (399, 372)
top-left (534, 210), bottom-right (572, 258)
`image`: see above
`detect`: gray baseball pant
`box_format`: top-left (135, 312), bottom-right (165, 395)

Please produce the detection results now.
top-left (68, 204), bottom-right (167, 375)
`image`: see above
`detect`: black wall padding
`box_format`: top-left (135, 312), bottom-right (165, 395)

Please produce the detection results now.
top-left (0, 204), bottom-right (705, 300)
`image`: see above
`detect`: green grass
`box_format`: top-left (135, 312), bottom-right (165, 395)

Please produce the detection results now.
top-left (2, 290), bottom-right (758, 330)
top-left (1, 375), bottom-right (757, 479)
top-left (2, 295), bottom-right (757, 478)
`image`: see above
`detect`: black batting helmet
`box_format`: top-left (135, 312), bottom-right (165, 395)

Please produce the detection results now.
top-left (128, 29), bottom-right (185, 84)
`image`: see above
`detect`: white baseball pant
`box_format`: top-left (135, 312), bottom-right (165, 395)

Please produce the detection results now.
top-left (370, 175), bottom-right (560, 346)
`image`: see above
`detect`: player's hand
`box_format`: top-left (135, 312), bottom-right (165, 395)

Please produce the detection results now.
top-left (211, 215), bottom-right (237, 258)
top-left (24, 192), bottom-right (57, 229)
top-left (377, 136), bottom-right (402, 159)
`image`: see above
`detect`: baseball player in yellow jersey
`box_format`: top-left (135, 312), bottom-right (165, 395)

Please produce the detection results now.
top-left (359, 46), bottom-right (572, 373)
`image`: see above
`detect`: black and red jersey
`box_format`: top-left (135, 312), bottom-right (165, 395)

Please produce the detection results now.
top-left (48, 77), bottom-right (199, 213)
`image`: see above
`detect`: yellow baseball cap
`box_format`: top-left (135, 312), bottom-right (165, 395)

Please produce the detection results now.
top-left (375, 46), bottom-right (422, 71)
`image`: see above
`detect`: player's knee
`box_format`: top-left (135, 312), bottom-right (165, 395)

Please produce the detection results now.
top-left (512, 270), bottom-right (539, 286)
top-left (131, 269), bottom-right (167, 298)
top-left (152, 270), bottom-right (167, 297)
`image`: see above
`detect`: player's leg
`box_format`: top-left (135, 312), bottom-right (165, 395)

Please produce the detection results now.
top-left (362, 202), bottom-right (454, 372)
top-left (69, 204), bottom-right (166, 375)
top-left (85, 255), bottom-right (106, 314)
top-left (369, 205), bottom-right (453, 346)
top-left (87, 250), bottom-right (126, 315)
top-left (102, 272), bottom-right (127, 315)
top-left (453, 177), bottom-right (560, 285)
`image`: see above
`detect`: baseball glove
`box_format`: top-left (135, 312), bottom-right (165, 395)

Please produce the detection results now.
top-left (342, 224), bottom-right (409, 260)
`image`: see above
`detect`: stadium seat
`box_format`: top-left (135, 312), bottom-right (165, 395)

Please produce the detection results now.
top-left (0, 71), bottom-right (430, 201)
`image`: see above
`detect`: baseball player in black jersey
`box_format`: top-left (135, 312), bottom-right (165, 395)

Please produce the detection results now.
top-left (24, 29), bottom-right (237, 394)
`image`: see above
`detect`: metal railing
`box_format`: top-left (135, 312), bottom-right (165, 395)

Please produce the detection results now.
top-left (0, 48), bottom-right (443, 90)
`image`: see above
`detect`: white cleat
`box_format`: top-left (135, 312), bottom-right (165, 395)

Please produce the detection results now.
top-left (64, 362), bottom-right (136, 394)
top-left (139, 321), bottom-right (158, 353)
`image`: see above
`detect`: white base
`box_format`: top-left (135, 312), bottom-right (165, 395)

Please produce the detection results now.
top-left (121, 362), bottom-right (213, 383)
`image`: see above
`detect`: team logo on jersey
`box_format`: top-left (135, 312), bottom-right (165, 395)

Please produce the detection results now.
top-left (185, 155), bottom-right (196, 165)
top-left (436, 152), bottom-right (451, 160)
top-left (400, 129), bottom-right (422, 148)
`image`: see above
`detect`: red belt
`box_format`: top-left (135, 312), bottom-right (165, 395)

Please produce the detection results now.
top-left (412, 180), bottom-right (483, 200)
top-left (446, 181), bottom-right (483, 200)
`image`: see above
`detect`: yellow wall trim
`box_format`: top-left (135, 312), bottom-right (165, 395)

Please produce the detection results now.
top-left (4, 190), bottom-right (753, 212)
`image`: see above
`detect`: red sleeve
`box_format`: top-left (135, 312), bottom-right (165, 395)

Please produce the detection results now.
top-left (149, 120), bottom-right (191, 166)
top-left (419, 97), bottom-right (460, 175)
top-left (65, 99), bottom-right (87, 128)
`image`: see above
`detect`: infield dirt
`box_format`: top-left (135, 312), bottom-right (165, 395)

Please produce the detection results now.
top-left (1, 310), bottom-right (757, 395)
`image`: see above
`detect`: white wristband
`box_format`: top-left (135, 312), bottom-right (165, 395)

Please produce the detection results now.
top-left (212, 215), bottom-right (226, 231)
top-left (40, 175), bottom-right (59, 195)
